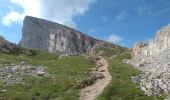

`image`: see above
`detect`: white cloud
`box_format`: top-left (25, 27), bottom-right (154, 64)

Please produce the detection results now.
top-left (102, 16), bottom-right (107, 22)
top-left (115, 10), bottom-right (126, 21)
top-left (136, 6), bottom-right (153, 16)
top-left (2, 11), bottom-right (24, 26)
top-left (2, 0), bottom-right (95, 28)
top-left (106, 34), bottom-right (123, 44)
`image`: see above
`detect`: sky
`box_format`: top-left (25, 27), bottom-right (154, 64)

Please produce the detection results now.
top-left (0, 0), bottom-right (170, 48)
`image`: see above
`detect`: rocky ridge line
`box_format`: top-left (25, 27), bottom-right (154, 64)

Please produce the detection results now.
top-left (19, 16), bottom-right (103, 55)
top-left (127, 24), bottom-right (170, 99)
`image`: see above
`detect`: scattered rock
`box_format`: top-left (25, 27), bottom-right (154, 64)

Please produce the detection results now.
top-left (0, 63), bottom-right (49, 84)
top-left (99, 69), bottom-right (105, 72)
top-left (0, 36), bottom-right (32, 55)
top-left (36, 70), bottom-right (45, 76)
top-left (93, 73), bottom-right (105, 79)
top-left (128, 24), bottom-right (170, 98)
top-left (0, 89), bottom-right (7, 93)
top-left (131, 76), bottom-right (140, 83)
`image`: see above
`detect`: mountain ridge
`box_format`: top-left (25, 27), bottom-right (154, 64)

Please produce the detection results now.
top-left (128, 24), bottom-right (170, 98)
top-left (19, 16), bottom-right (121, 55)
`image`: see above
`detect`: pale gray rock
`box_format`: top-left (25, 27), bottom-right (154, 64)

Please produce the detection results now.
top-left (128, 24), bottom-right (170, 98)
top-left (0, 63), bottom-right (49, 84)
top-left (134, 24), bottom-right (170, 57)
top-left (20, 16), bottom-right (101, 55)
top-left (0, 36), bottom-right (32, 55)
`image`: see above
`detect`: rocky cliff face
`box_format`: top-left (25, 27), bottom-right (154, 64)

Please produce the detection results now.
top-left (128, 24), bottom-right (170, 98)
top-left (134, 24), bottom-right (170, 57)
top-left (0, 36), bottom-right (32, 55)
top-left (133, 42), bottom-right (147, 57)
top-left (19, 16), bottom-right (101, 55)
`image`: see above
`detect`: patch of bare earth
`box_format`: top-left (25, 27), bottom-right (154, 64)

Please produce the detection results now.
top-left (79, 57), bottom-right (112, 100)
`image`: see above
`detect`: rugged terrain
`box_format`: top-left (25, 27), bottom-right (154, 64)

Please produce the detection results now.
top-left (79, 57), bottom-right (111, 100)
top-left (19, 16), bottom-right (103, 55)
top-left (0, 36), bottom-right (32, 55)
top-left (128, 24), bottom-right (170, 99)
top-left (0, 38), bottom-right (157, 100)
top-left (0, 16), bottom-right (166, 100)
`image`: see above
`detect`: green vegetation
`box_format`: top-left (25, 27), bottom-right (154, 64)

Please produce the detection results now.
top-left (0, 49), bottom-right (96, 100)
top-left (96, 48), bottom-right (165, 100)
top-left (94, 46), bottom-right (127, 57)
top-left (0, 46), bottom-right (166, 100)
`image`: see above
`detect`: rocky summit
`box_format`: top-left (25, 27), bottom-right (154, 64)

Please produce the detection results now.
top-left (128, 24), bottom-right (170, 98)
top-left (0, 36), bottom-right (32, 55)
top-left (19, 16), bottom-right (103, 55)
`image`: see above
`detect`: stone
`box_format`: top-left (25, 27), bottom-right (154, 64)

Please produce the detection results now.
top-left (99, 69), bottom-right (106, 72)
top-left (128, 24), bottom-right (170, 97)
top-left (94, 73), bottom-right (105, 79)
top-left (131, 76), bottom-right (140, 83)
top-left (0, 63), bottom-right (49, 84)
top-left (0, 36), bottom-right (32, 55)
top-left (36, 70), bottom-right (45, 76)
top-left (19, 16), bottom-right (100, 55)
top-left (133, 42), bottom-right (147, 57)
top-left (0, 89), bottom-right (7, 93)
top-left (19, 16), bottom-right (120, 55)
top-left (133, 24), bottom-right (170, 57)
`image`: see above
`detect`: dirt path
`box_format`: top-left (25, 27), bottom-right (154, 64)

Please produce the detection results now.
top-left (79, 57), bottom-right (112, 100)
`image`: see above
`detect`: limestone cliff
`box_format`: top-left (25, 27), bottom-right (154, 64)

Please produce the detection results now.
top-left (134, 24), bottom-right (170, 57)
top-left (133, 42), bottom-right (147, 57)
top-left (20, 16), bottom-right (101, 55)
top-left (0, 36), bottom-right (32, 55)
top-left (128, 24), bottom-right (170, 98)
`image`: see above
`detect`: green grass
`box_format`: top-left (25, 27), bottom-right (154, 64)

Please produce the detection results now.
top-left (96, 51), bottom-right (165, 100)
top-left (0, 46), bottom-right (166, 100)
top-left (94, 47), bottom-right (127, 58)
top-left (0, 49), bottom-right (96, 100)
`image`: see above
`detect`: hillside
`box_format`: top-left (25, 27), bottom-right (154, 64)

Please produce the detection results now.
top-left (128, 24), bottom-right (170, 99)
top-left (0, 37), bottom-right (163, 100)
top-left (0, 16), bottom-right (167, 100)
top-left (20, 16), bottom-right (117, 55)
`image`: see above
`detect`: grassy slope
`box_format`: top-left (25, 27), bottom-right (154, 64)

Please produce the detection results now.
top-left (0, 49), bottom-right (95, 100)
top-left (0, 46), bottom-right (165, 100)
top-left (95, 47), bottom-right (165, 100)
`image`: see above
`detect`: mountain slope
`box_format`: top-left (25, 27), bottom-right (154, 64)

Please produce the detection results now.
top-left (128, 24), bottom-right (170, 99)
top-left (0, 36), bottom-right (32, 55)
top-left (20, 16), bottom-right (106, 55)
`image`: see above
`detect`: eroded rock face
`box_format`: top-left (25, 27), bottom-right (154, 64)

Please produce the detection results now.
top-left (20, 16), bottom-right (100, 55)
top-left (134, 24), bottom-right (170, 57)
top-left (133, 42), bottom-right (147, 57)
top-left (145, 25), bottom-right (170, 56)
top-left (0, 36), bottom-right (32, 55)
top-left (0, 62), bottom-right (49, 84)
top-left (128, 24), bottom-right (170, 98)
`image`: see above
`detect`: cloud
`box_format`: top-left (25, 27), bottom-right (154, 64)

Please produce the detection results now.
top-left (102, 16), bottom-right (107, 22)
top-left (89, 29), bottom-right (96, 33)
top-left (115, 10), bottom-right (126, 21)
top-left (137, 6), bottom-right (148, 14)
top-left (2, 0), bottom-right (95, 28)
top-left (2, 11), bottom-right (24, 26)
top-left (136, 6), bottom-right (153, 16)
top-left (152, 8), bottom-right (170, 17)
top-left (106, 34), bottom-right (123, 44)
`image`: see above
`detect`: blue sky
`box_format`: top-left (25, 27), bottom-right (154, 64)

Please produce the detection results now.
top-left (0, 0), bottom-right (170, 48)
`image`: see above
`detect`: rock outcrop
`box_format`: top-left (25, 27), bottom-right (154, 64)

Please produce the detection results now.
top-left (128, 24), bottom-right (170, 98)
top-left (133, 42), bottom-right (147, 57)
top-left (0, 62), bottom-right (49, 84)
top-left (20, 16), bottom-right (103, 55)
top-left (134, 24), bottom-right (170, 57)
top-left (0, 36), bottom-right (32, 55)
